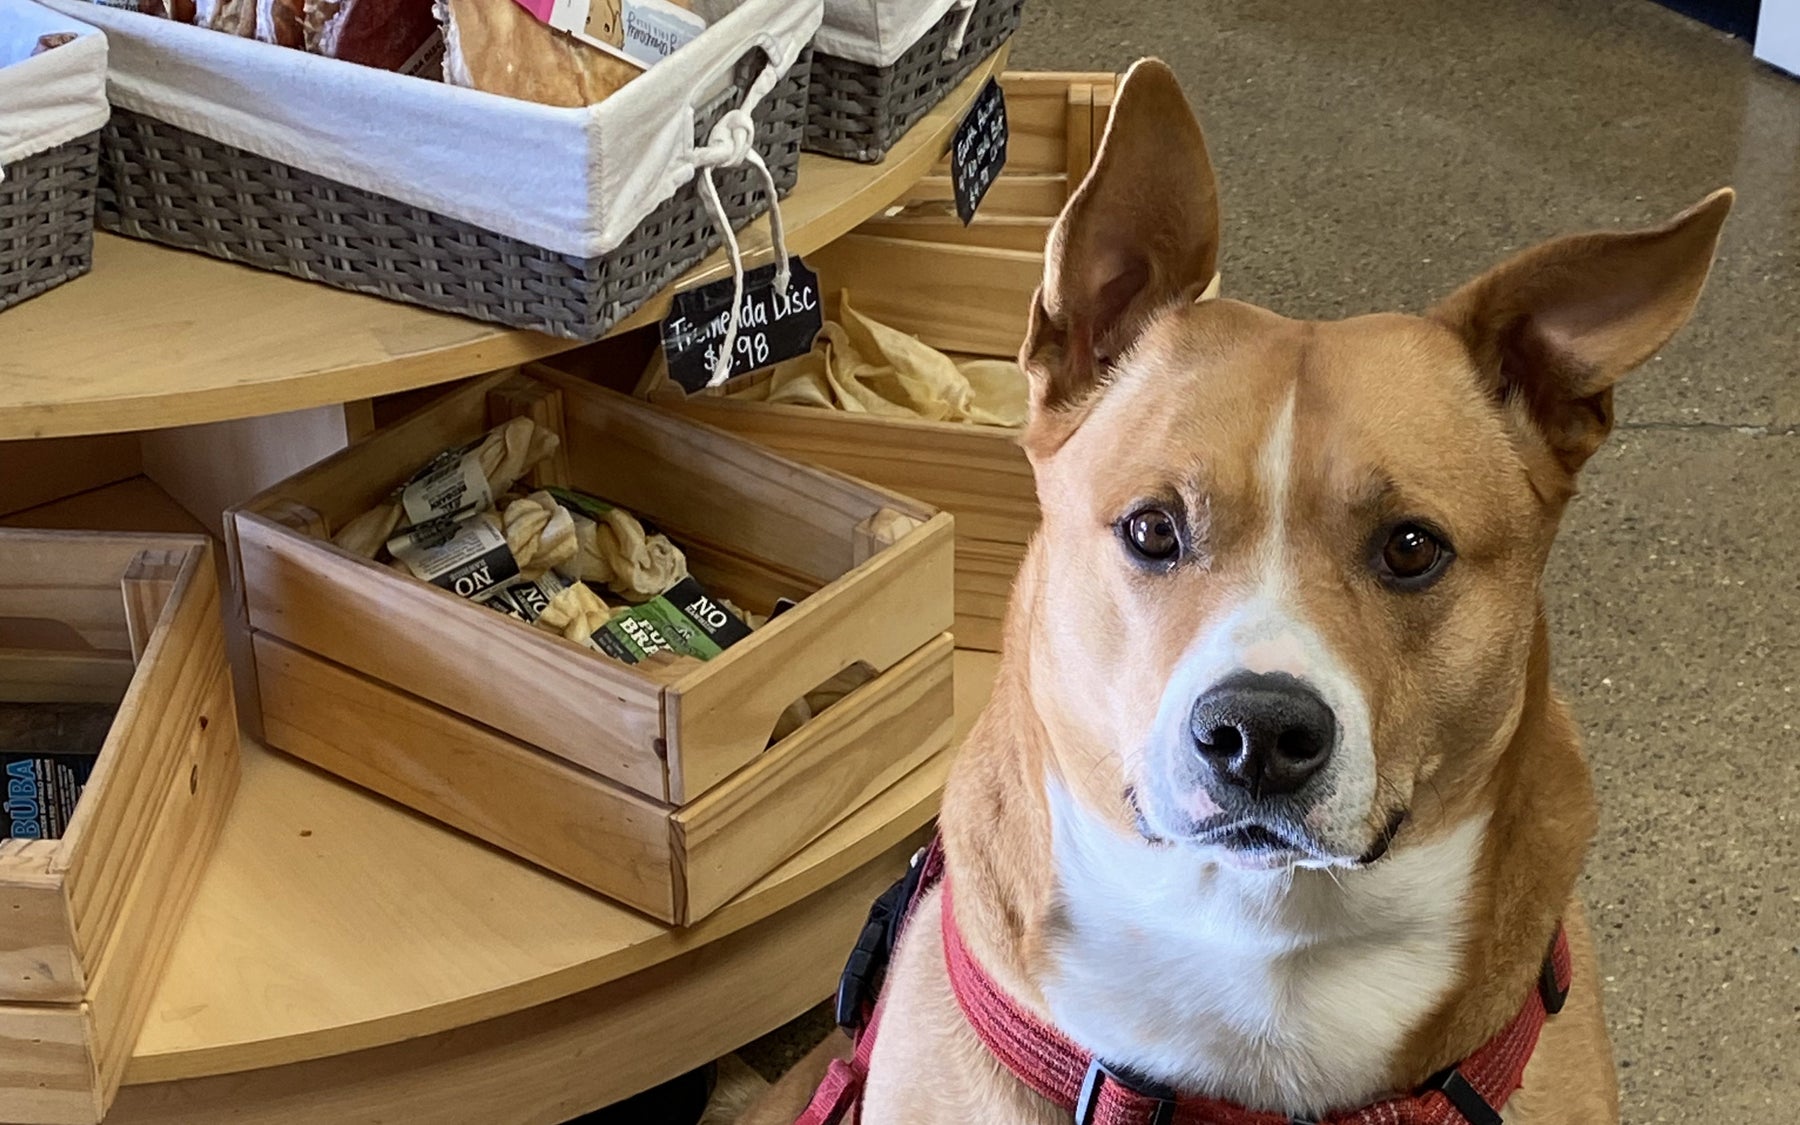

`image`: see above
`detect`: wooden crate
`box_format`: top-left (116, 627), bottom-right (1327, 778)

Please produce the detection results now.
top-left (0, 532), bottom-right (239, 1125)
top-left (228, 368), bottom-right (956, 924)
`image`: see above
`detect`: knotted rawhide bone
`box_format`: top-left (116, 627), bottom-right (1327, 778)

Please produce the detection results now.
top-left (331, 417), bottom-right (559, 558)
top-left (533, 581), bottom-right (613, 645)
top-left (546, 487), bottom-right (688, 602)
top-left (502, 491), bottom-right (578, 577)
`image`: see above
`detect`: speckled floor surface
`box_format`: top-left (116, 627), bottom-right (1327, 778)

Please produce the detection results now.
top-left (741, 2), bottom-right (1799, 1121)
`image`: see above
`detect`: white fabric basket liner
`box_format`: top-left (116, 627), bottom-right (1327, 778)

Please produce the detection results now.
top-left (0, 0), bottom-right (108, 171)
top-left (39, 0), bottom-right (820, 258)
top-left (816, 0), bottom-right (974, 68)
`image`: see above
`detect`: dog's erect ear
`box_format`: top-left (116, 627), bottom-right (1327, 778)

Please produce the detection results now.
top-left (1022, 58), bottom-right (1221, 430)
top-left (1433, 189), bottom-right (1733, 477)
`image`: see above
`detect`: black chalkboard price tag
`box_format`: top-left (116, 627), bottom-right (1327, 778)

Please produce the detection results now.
top-left (951, 77), bottom-right (1008, 225)
top-left (660, 257), bottom-right (824, 394)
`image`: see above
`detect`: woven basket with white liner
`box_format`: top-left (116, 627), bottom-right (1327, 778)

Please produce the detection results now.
top-left (807, 0), bottom-right (1024, 162)
top-left (38, 0), bottom-right (821, 339)
top-left (0, 0), bottom-right (107, 313)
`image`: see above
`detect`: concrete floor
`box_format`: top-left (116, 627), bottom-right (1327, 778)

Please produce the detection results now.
top-left (745, 2), bottom-right (1799, 1121)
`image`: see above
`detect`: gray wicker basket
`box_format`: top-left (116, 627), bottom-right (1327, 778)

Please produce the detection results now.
top-left (0, 132), bottom-right (99, 314)
top-left (806, 0), bottom-right (1023, 163)
top-left (97, 54), bottom-right (809, 341)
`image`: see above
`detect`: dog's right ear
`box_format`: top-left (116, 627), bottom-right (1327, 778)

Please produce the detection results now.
top-left (1022, 59), bottom-right (1221, 445)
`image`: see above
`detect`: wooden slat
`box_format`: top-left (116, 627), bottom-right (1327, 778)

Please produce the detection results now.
top-left (808, 234), bottom-right (1041, 358)
top-left (674, 635), bottom-right (954, 921)
top-left (657, 397), bottom-right (1039, 545)
top-left (1066, 82), bottom-right (1096, 186)
top-left (0, 650), bottom-right (134, 703)
top-left (0, 862), bottom-right (81, 1002)
top-left (0, 1004), bottom-right (98, 1125)
top-left (485, 377), bottom-right (572, 491)
top-left (537, 369), bottom-right (934, 585)
top-left (254, 636), bottom-right (679, 923)
top-left (894, 172), bottom-right (1068, 217)
top-left (233, 513), bottom-right (670, 799)
top-left (857, 211), bottom-right (1054, 252)
top-left (953, 537), bottom-right (1030, 653)
top-left (666, 513), bottom-right (955, 801)
top-left (79, 660), bottom-right (238, 1114)
top-left (120, 551), bottom-right (187, 665)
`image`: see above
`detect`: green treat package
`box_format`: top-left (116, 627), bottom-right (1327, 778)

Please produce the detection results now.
top-left (594, 576), bottom-right (753, 664)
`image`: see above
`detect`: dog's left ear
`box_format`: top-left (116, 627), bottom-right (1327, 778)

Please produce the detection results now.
top-left (1022, 58), bottom-right (1221, 447)
top-left (1433, 189), bottom-right (1733, 478)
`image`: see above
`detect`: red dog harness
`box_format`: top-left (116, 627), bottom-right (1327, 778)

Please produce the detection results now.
top-left (798, 840), bottom-right (1573, 1125)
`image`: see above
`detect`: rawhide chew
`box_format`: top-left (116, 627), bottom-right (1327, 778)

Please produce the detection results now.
top-left (547, 487), bottom-right (687, 602)
top-left (306, 0), bottom-right (438, 71)
top-left (533, 581), bottom-right (613, 645)
top-left (438, 0), bottom-right (641, 107)
top-left (502, 491), bottom-right (578, 577)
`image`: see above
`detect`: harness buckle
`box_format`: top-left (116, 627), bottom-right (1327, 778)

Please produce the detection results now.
top-left (833, 846), bottom-right (931, 1032)
top-left (1423, 1064), bottom-right (1503, 1125)
top-left (1075, 1058), bottom-right (1176, 1125)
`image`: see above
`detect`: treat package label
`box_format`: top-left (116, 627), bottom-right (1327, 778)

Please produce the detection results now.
top-left (952, 77), bottom-right (1008, 225)
top-left (594, 576), bottom-right (752, 663)
top-left (511, 0), bottom-right (647, 65)
top-left (620, 0), bottom-right (706, 64)
top-left (661, 257), bottom-right (824, 393)
top-left (480, 572), bottom-right (571, 623)
top-left (3, 752), bottom-right (97, 841)
top-left (400, 439), bottom-right (493, 526)
top-left (399, 28), bottom-right (447, 80)
top-left (389, 515), bottom-right (520, 599)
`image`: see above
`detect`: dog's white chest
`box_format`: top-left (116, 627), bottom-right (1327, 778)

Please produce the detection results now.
top-left (1041, 789), bottom-right (1486, 1114)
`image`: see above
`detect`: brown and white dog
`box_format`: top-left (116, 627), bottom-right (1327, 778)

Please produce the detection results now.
top-left (753, 58), bottom-right (1731, 1125)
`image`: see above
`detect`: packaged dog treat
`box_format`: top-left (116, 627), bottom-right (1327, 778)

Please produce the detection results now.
top-left (332, 417), bottom-right (559, 558)
top-left (477, 570), bottom-right (571, 622)
top-left (534, 579), bottom-right (612, 644)
top-left (593, 575), bottom-right (750, 664)
top-left (438, 0), bottom-right (642, 107)
top-left (1, 702), bottom-right (116, 842)
top-left (387, 510), bottom-right (520, 598)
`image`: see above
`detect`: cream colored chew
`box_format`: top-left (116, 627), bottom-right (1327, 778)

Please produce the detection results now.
top-left (503, 491), bottom-right (579, 577)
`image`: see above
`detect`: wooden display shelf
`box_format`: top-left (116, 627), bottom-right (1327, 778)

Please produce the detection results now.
top-left (119, 650), bottom-right (996, 1088)
top-left (0, 47), bottom-right (1008, 443)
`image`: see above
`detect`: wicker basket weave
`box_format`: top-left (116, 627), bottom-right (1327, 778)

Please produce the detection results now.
top-left (0, 132), bottom-right (99, 314)
top-left (97, 55), bottom-right (809, 340)
top-left (806, 0), bottom-right (1023, 163)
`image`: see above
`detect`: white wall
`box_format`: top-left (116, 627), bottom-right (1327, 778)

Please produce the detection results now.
top-left (1757, 0), bottom-right (1800, 74)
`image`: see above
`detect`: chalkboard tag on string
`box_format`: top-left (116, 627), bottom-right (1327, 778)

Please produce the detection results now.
top-left (951, 77), bottom-right (1008, 225)
top-left (660, 257), bottom-right (824, 394)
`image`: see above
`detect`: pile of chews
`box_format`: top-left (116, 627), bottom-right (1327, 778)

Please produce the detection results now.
top-left (331, 417), bottom-right (755, 669)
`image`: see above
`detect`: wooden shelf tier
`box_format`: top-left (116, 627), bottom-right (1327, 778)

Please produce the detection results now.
top-left (0, 47), bottom-right (1007, 442)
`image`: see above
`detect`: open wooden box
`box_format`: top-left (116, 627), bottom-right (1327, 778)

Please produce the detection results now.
top-left (228, 368), bottom-right (956, 924)
top-left (0, 532), bottom-right (238, 1125)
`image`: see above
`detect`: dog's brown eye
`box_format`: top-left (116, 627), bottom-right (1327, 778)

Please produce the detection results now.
top-left (1123, 508), bottom-right (1181, 564)
top-left (1376, 523), bottom-right (1451, 587)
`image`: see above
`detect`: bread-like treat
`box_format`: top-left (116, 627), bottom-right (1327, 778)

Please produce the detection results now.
top-left (501, 491), bottom-right (578, 577)
top-left (31, 32), bottom-right (78, 54)
top-left (255, 0), bottom-right (304, 46)
top-left (534, 581), bottom-right (612, 645)
top-left (195, 0), bottom-right (257, 36)
top-left (306, 0), bottom-right (438, 71)
top-left (438, 0), bottom-right (641, 108)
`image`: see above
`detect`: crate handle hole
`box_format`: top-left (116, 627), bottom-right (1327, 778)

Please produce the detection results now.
top-left (768, 661), bottom-right (878, 747)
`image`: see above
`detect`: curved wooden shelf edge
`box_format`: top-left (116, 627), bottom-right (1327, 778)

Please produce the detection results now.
top-left (0, 44), bottom-right (1008, 442)
top-left (123, 650), bottom-right (997, 1085)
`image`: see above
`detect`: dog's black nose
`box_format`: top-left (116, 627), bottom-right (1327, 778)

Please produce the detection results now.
top-left (1191, 672), bottom-right (1336, 798)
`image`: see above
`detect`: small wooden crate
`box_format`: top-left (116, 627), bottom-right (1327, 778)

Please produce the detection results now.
top-left (229, 368), bottom-right (956, 924)
top-left (0, 532), bottom-right (239, 1125)
top-left (640, 72), bottom-right (1117, 651)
